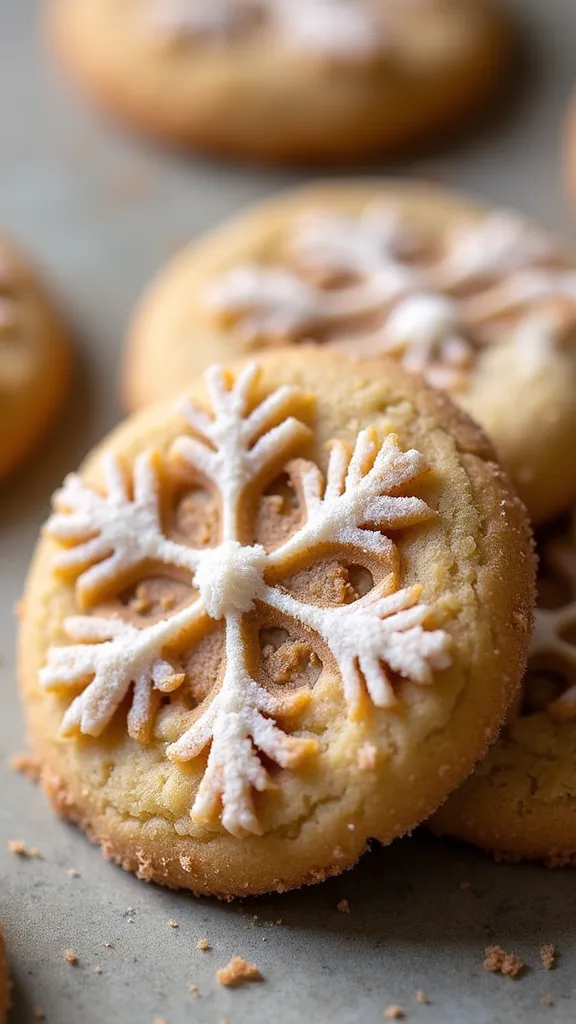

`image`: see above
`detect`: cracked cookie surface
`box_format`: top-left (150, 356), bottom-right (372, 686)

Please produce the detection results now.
top-left (126, 181), bottom-right (576, 523)
top-left (45, 0), bottom-right (510, 164)
top-left (433, 514), bottom-right (576, 864)
top-left (21, 349), bottom-right (534, 896)
top-left (0, 238), bottom-right (70, 481)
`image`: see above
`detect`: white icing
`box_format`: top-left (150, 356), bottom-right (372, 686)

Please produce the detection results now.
top-left (206, 205), bottom-right (576, 393)
top-left (435, 211), bottom-right (560, 289)
top-left (290, 207), bottom-right (422, 276)
top-left (43, 361), bottom-right (451, 836)
top-left (273, 0), bottom-right (386, 60)
top-left (148, 0), bottom-right (254, 41)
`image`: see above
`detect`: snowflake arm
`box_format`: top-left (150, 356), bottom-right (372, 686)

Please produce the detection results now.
top-left (267, 430), bottom-right (433, 573)
top-left (171, 363), bottom-right (313, 540)
top-left (288, 206), bottom-right (421, 277)
top-left (205, 263), bottom-right (418, 344)
top-left (45, 449), bottom-right (200, 607)
top-left (461, 270), bottom-right (576, 325)
top-left (40, 599), bottom-right (207, 741)
top-left (262, 583), bottom-right (452, 716)
top-left (167, 613), bottom-right (317, 837)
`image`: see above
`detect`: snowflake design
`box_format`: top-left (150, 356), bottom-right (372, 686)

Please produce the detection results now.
top-left (205, 207), bottom-right (575, 393)
top-left (147, 0), bottom-right (403, 59)
top-left (526, 520), bottom-right (576, 724)
top-left (42, 362), bottom-right (452, 837)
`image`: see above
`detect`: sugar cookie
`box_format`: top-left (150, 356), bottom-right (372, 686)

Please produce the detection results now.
top-left (0, 237), bottom-right (70, 481)
top-left (21, 349), bottom-right (533, 896)
top-left (433, 514), bottom-right (576, 864)
top-left (46, 0), bottom-right (510, 164)
top-left (126, 181), bottom-right (576, 522)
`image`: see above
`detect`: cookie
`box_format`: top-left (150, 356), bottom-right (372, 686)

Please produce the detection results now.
top-left (125, 181), bottom-right (576, 523)
top-left (0, 927), bottom-right (9, 1024)
top-left (0, 237), bottom-right (70, 481)
top-left (433, 515), bottom-right (576, 864)
top-left (46, 0), bottom-right (510, 164)
top-left (20, 349), bottom-right (534, 897)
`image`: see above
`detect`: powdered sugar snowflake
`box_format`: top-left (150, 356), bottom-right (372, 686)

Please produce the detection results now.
top-left (42, 362), bottom-right (452, 837)
top-left (147, 0), bottom-right (394, 59)
top-left (206, 206), bottom-right (574, 392)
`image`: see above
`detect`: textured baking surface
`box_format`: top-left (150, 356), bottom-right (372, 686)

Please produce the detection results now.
top-left (1, 0), bottom-right (576, 1021)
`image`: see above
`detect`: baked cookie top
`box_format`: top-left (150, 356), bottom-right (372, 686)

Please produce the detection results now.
top-left (47, 1), bottom-right (508, 163)
top-left (22, 350), bottom-right (534, 896)
top-left (0, 238), bottom-right (70, 481)
top-left (433, 514), bottom-right (576, 862)
top-left (126, 182), bottom-right (576, 522)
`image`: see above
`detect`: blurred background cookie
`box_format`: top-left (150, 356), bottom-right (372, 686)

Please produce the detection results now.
top-left (20, 350), bottom-right (533, 897)
top-left (125, 180), bottom-right (576, 522)
top-left (433, 513), bottom-right (576, 865)
top-left (45, 0), bottom-right (511, 164)
top-left (0, 238), bottom-right (70, 482)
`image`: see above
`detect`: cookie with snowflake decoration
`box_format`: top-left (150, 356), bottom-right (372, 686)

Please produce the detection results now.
top-left (45, 0), bottom-right (510, 165)
top-left (433, 513), bottom-right (576, 864)
top-left (125, 181), bottom-right (576, 523)
top-left (21, 349), bottom-right (534, 897)
top-left (0, 238), bottom-right (70, 481)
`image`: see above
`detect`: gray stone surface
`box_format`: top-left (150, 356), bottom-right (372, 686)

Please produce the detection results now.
top-left (1, 1), bottom-right (576, 1021)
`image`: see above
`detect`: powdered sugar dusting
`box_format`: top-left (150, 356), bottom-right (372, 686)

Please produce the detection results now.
top-left (43, 361), bottom-right (451, 836)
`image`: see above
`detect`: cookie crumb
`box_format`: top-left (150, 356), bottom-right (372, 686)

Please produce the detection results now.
top-left (336, 899), bottom-right (350, 914)
top-left (276, 918), bottom-right (283, 925)
top-left (93, 965), bottom-right (103, 975)
top-left (197, 937), bottom-right (210, 951)
top-left (66, 868), bottom-right (80, 878)
top-left (415, 990), bottom-right (429, 1004)
top-left (459, 881), bottom-right (471, 891)
top-left (34, 1010), bottom-right (46, 1021)
top-left (357, 742), bottom-right (377, 771)
top-left (383, 1006), bottom-right (405, 1020)
top-left (10, 751), bottom-right (41, 782)
top-left (216, 956), bottom-right (262, 987)
top-left (8, 839), bottom-right (40, 858)
top-left (64, 950), bottom-right (79, 966)
top-left (103, 942), bottom-right (114, 949)
top-left (483, 945), bottom-right (524, 978)
top-left (188, 984), bottom-right (200, 997)
top-left (153, 1019), bottom-right (167, 1024)
top-left (540, 944), bottom-right (556, 970)
top-left (541, 995), bottom-right (554, 1007)
top-left (169, 920), bottom-right (179, 929)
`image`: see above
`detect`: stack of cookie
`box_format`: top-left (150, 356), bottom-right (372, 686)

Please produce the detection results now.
top-left (10, 0), bottom-right (576, 906)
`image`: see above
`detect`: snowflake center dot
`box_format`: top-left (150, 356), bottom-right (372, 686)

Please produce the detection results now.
top-left (193, 540), bottom-right (267, 620)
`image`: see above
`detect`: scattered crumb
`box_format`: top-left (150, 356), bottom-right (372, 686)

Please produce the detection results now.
top-left (63, 950), bottom-right (79, 966)
top-left (383, 1006), bottom-right (405, 1020)
top-left (197, 937), bottom-right (210, 951)
top-left (357, 742), bottom-right (377, 771)
top-left (8, 839), bottom-right (40, 858)
top-left (169, 920), bottom-right (179, 929)
top-left (415, 990), bottom-right (429, 1004)
top-left (188, 984), bottom-right (200, 997)
top-left (127, 918), bottom-right (135, 924)
top-left (483, 945), bottom-right (524, 978)
top-left (34, 1010), bottom-right (46, 1021)
top-left (337, 899), bottom-right (350, 914)
top-left (276, 918), bottom-right (283, 925)
top-left (153, 1019), bottom-right (167, 1024)
top-left (216, 956), bottom-right (262, 988)
top-left (541, 995), bottom-right (554, 1007)
top-left (103, 942), bottom-right (114, 949)
top-left (66, 868), bottom-right (80, 878)
top-left (10, 751), bottom-right (41, 782)
top-left (459, 881), bottom-right (471, 891)
top-left (540, 944), bottom-right (556, 970)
